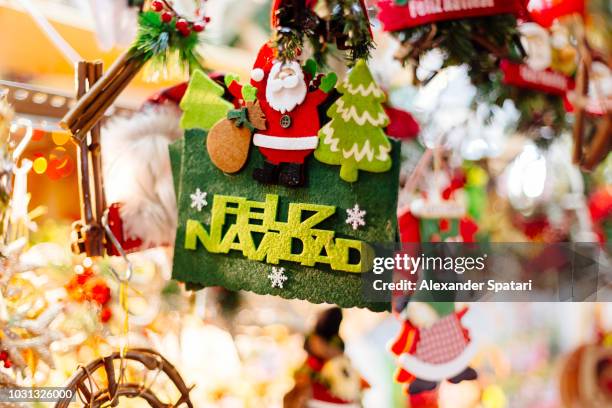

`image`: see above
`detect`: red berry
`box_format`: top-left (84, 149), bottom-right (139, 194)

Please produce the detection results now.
top-left (0, 351), bottom-right (7, 360)
top-left (100, 307), bottom-right (112, 323)
top-left (151, 0), bottom-right (163, 12)
top-left (161, 11), bottom-right (173, 23)
top-left (179, 27), bottom-right (191, 37)
top-left (175, 18), bottom-right (188, 30)
top-left (4, 359), bottom-right (11, 368)
top-left (204, 16), bottom-right (211, 23)
top-left (89, 282), bottom-right (111, 305)
top-left (192, 22), bottom-right (205, 32)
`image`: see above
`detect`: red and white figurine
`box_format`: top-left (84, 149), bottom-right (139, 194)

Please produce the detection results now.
top-left (226, 43), bottom-right (336, 187)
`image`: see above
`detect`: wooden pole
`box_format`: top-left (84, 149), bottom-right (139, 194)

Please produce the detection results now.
top-left (87, 61), bottom-right (106, 224)
top-left (71, 61), bottom-right (105, 257)
top-left (75, 62), bottom-right (94, 226)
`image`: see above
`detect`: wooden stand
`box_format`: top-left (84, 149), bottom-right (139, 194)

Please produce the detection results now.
top-left (70, 61), bottom-right (106, 257)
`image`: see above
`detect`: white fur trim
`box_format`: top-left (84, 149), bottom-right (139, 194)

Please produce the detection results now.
top-left (307, 401), bottom-right (360, 408)
top-left (251, 68), bottom-right (264, 82)
top-left (102, 104), bottom-right (182, 248)
top-left (253, 133), bottom-right (318, 150)
top-left (398, 340), bottom-right (479, 382)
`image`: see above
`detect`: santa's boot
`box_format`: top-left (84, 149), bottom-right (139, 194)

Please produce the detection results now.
top-left (253, 161), bottom-right (279, 184)
top-left (279, 163), bottom-right (304, 187)
top-left (447, 367), bottom-right (478, 384)
top-left (408, 378), bottom-right (438, 395)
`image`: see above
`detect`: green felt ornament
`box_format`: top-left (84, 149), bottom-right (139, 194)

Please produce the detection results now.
top-left (170, 129), bottom-right (401, 311)
top-left (315, 59), bottom-right (392, 183)
top-left (180, 70), bottom-right (233, 131)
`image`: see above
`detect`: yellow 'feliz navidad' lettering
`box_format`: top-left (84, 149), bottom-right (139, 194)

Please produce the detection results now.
top-left (184, 194), bottom-right (365, 272)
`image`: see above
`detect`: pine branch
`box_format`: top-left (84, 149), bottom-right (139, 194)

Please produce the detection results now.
top-left (392, 14), bottom-right (523, 84)
top-left (329, 0), bottom-right (374, 64)
top-left (273, 1), bottom-right (373, 65)
top-left (131, 11), bottom-right (202, 72)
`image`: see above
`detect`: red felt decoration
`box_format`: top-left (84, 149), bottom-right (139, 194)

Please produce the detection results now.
top-left (227, 43), bottom-right (330, 165)
top-left (525, 0), bottom-right (585, 28)
top-left (588, 186), bottom-right (612, 243)
top-left (459, 217), bottom-right (478, 243)
top-left (398, 209), bottom-right (421, 243)
top-left (408, 390), bottom-right (438, 407)
top-left (500, 59), bottom-right (575, 96)
top-left (105, 202), bottom-right (144, 256)
top-left (146, 82), bottom-right (188, 107)
top-left (377, 0), bottom-right (521, 32)
top-left (385, 105), bottom-right (420, 140)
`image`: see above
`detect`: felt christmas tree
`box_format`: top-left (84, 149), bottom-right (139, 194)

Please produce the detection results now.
top-left (179, 70), bottom-right (233, 131)
top-left (315, 59), bottom-right (392, 183)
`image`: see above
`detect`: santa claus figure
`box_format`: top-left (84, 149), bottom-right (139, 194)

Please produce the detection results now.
top-left (389, 302), bottom-right (478, 398)
top-left (226, 43), bottom-right (336, 187)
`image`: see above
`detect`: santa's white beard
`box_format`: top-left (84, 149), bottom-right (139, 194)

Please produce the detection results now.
top-left (265, 62), bottom-right (307, 114)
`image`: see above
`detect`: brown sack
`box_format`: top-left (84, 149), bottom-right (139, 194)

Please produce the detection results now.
top-left (206, 101), bottom-right (266, 174)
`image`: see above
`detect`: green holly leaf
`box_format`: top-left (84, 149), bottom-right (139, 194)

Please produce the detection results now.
top-left (180, 70), bottom-right (233, 130)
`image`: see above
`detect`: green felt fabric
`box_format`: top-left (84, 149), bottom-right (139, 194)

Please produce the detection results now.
top-left (170, 129), bottom-right (400, 311)
top-left (169, 138), bottom-right (183, 201)
top-left (315, 59), bottom-right (392, 183)
top-left (180, 70), bottom-right (233, 131)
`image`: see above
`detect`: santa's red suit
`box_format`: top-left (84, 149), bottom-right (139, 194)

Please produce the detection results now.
top-left (227, 43), bottom-right (329, 165)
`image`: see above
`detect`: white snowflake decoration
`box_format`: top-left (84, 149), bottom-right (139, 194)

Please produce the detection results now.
top-left (268, 267), bottom-right (288, 289)
top-left (190, 188), bottom-right (208, 212)
top-left (346, 204), bottom-right (366, 230)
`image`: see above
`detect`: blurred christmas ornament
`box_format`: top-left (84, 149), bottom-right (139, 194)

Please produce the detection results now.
top-left (519, 22), bottom-right (553, 71)
top-left (549, 23), bottom-right (577, 75)
top-left (65, 259), bottom-right (113, 324)
top-left (0, 111), bottom-right (62, 376)
top-left (389, 302), bottom-right (478, 396)
top-left (284, 307), bottom-right (368, 408)
top-left (102, 100), bottom-right (183, 253)
top-left (378, 0), bottom-right (524, 86)
top-left (502, 142), bottom-right (551, 215)
top-left (588, 186), bottom-right (612, 243)
top-left (384, 105), bottom-right (420, 140)
top-left (559, 344), bottom-right (612, 407)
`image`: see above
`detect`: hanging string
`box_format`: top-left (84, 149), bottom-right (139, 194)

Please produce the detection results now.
top-left (101, 210), bottom-right (134, 399)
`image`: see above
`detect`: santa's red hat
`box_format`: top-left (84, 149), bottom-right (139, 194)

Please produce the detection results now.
top-left (250, 42), bottom-right (276, 84)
